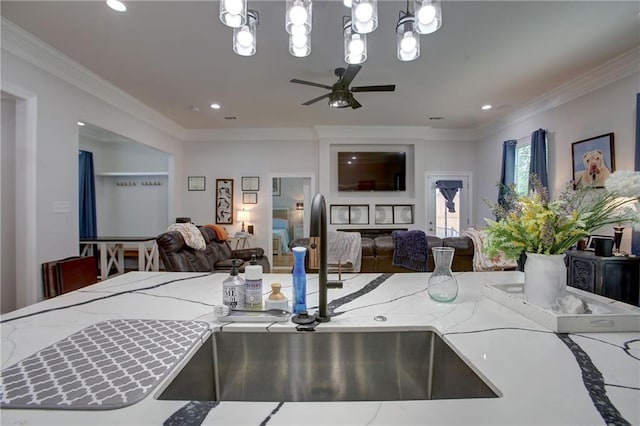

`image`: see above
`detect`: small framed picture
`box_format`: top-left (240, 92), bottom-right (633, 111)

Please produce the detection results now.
top-left (242, 177), bottom-right (260, 191)
top-left (375, 205), bottom-right (394, 224)
top-left (586, 235), bottom-right (613, 251)
top-left (188, 176), bottom-right (206, 191)
top-left (243, 192), bottom-right (257, 204)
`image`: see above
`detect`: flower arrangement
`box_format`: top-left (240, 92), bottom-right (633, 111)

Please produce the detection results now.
top-left (484, 170), bottom-right (640, 260)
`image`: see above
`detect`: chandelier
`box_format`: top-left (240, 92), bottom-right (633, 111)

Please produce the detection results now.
top-left (218, 0), bottom-right (442, 62)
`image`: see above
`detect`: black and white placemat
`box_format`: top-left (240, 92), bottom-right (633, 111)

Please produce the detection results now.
top-left (0, 319), bottom-right (210, 410)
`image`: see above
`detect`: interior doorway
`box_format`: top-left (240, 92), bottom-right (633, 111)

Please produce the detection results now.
top-left (269, 174), bottom-right (314, 273)
top-left (425, 173), bottom-right (472, 237)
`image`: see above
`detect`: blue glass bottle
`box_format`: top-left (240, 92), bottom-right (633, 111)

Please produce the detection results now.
top-left (291, 247), bottom-right (307, 314)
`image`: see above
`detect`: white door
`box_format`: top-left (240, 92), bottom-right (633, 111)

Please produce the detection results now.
top-left (425, 174), bottom-right (470, 237)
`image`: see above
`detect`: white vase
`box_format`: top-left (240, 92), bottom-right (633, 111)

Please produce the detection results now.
top-left (523, 252), bottom-right (567, 309)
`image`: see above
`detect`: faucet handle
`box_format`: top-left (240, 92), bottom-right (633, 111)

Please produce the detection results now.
top-left (308, 237), bottom-right (320, 270)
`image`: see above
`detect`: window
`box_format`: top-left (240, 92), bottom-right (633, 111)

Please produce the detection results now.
top-left (514, 144), bottom-right (531, 195)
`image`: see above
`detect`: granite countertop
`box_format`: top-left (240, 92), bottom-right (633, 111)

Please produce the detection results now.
top-left (1, 271), bottom-right (639, 425)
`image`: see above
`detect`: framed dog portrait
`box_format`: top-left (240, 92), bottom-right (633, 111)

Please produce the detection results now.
top-left (571, 133), bottom-right (615, 189)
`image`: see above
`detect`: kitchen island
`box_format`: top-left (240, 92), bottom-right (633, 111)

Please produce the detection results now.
top-left (1, 271), bottom-right (639, 425)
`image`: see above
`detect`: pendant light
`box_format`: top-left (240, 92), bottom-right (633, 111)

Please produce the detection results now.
top-left (351, 0), bottom-right (378, 34)
top-left (220, 0), bottom-right (247, 28)
top-left (289, 28), bottom-right (311, 57)
top-left (396, 6), bottom-right (419, 61)
top-left (414, 0), bottom-right (442, 34)
top-left (285, 0), bottom-right (312, 35)
top-left (233, 10), bottom-right (258, 56)
top-left (343, 17), bottom-right (367, 64)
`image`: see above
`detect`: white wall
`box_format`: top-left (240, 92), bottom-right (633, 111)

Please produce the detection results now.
top-left (181, 137), bottom-right (318, 252)
top-left (1, 97), bottom-right (17, 313)
top-left (475, 72), bottom-right (639, 251)
top-left (80, 135), bottom-right (170, 236)
top-left (1, 48), bottom-right (183, 308)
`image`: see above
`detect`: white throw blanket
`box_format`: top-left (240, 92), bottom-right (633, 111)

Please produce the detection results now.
top-left (327, 231), bottom-right (362, 273)
top-left (167, 223), bottom-right (206, 251)
top-left (461, 227), bottom-right (517, 271)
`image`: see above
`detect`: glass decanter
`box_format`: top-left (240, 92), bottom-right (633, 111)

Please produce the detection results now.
top-left (428, 247), bottom-right (458, 302)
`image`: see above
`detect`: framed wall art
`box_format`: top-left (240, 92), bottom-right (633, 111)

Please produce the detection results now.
top-left (375, 205), bottom-right (393, 224)
top-left (571, 133), bottom-right (615, 189)
top-left (243, 192), bottom-right (257, 204)
top-left (215, 178), bottom-right (234, 224)
top-left (187, 176), bottom-right (206, 191)
top-left (393, 205), bottom-right (414, 224)
top-left (242, 176), bottom-right (259, 191)
top-left (330, 205), bottom-right (369, 225)
top-left (272, 178), bottom-right (281, 196)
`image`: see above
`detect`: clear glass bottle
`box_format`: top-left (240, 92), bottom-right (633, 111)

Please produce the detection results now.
top-left (223, 260), bottom-right (245, 310)
top-left (291, 246), bottom-right (307, 314)
top-left (428, 247), bottom-right (458, 302)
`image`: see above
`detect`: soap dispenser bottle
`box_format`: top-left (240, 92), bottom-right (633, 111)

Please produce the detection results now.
top-left (223, 260), bottom-right (245, 310)
top-left (244, 255), bottom-right (263, 310)
top-left (264, 283), bottom-right (289, 311)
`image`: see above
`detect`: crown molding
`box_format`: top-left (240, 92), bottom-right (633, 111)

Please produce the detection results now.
top-left (1, 17), bottom-right (185, 140)
top-left (479, 46), bottom-right (640, 139)
top-left (314, 126), bottom-right (476, 142)
top-left (183, 127), bottom-right (317, 142)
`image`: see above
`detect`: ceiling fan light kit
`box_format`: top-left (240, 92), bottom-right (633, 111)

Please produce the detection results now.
top-left (290, 64), bottom-right (394, 109)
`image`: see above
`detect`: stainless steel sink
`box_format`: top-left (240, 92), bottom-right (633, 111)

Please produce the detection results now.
top-left (158, 330), bottom-right (499, 402)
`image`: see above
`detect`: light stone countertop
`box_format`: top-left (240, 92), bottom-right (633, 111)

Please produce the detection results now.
top-left (1, 271), bottom-right (639, 425)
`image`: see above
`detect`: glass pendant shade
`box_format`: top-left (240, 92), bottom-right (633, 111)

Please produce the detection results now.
top-left (233, 10), bottom-right (258, 56)
top-left (414, 0), bottom-right (442, 34)
top-left (289, 31), bottom-right (311, 57)
top-left (351, 0), bottom-right (378, 34)
top-left (343, 18), bottom-right (367, 64)
top-left (220, 0), bottom-right (247, 28)
top-left (343, 0), bottom-right (352, 7)
top-left (396, 13), bottom-right (420, 61)
top-left (285, 0), bottom-right (312, 35)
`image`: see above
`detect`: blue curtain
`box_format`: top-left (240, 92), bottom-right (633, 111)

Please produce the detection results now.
top-left (79, 150), bottom-right (97, 238)
top-left (435, 180), bottom-right (463, 212)
top-left (528, 129), bottom-right (548, 191)
top-left (633, 94), bottom-right (640, 256)
top-left (498, 140), bottom-right (517, 210)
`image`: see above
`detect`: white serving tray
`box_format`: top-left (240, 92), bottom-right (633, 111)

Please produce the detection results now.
top-left (483, 283), bottom-right (640, 333)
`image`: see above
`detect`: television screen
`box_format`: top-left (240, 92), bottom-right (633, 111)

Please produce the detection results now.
top-left (338, 152), bottom-right (406, 191)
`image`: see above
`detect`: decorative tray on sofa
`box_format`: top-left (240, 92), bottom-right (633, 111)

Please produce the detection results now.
top-left (483, 283), bottom-right (640, 333)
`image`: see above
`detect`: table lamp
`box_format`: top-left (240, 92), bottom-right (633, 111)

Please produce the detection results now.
top-left (237, 209), bottom-right (250, 232)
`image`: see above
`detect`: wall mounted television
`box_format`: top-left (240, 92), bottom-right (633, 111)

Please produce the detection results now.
top-left (338, 152), bottom-right (406, 191)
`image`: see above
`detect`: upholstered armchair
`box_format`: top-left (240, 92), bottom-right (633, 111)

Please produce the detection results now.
top-left (156, 226), bottom-right (270, 273)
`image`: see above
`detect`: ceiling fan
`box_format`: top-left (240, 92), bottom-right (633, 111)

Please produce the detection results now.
top-left (290, 64), bottom-right (396, 110)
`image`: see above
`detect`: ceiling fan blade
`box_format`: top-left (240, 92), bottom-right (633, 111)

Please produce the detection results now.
top-left (290, 79), bottom-right (333, 90)
top-left (302, 93), bottom-right (331, 105)
top-left (350, 98), bottom-right (362, 109)
top-left (352, 84), bottom-right (396, 92)
top-left (338, 64), bottom-right (362, 88)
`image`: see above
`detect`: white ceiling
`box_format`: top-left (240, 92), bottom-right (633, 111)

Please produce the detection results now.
top-left (2, 1), bottom-right (639, 130)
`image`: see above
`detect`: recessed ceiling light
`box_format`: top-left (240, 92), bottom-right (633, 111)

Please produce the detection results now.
top-left (210, 103), bottom-right (221, 110)
top-left (481, 104), bottom-right (492, 110)
top-left (106, 0), bottom-right (127, 12)
top-left (77, 121), bottom-right (85, 126)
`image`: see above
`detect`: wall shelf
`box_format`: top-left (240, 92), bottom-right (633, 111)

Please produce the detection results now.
top-left (97, 172), bottom-right (168, 177)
